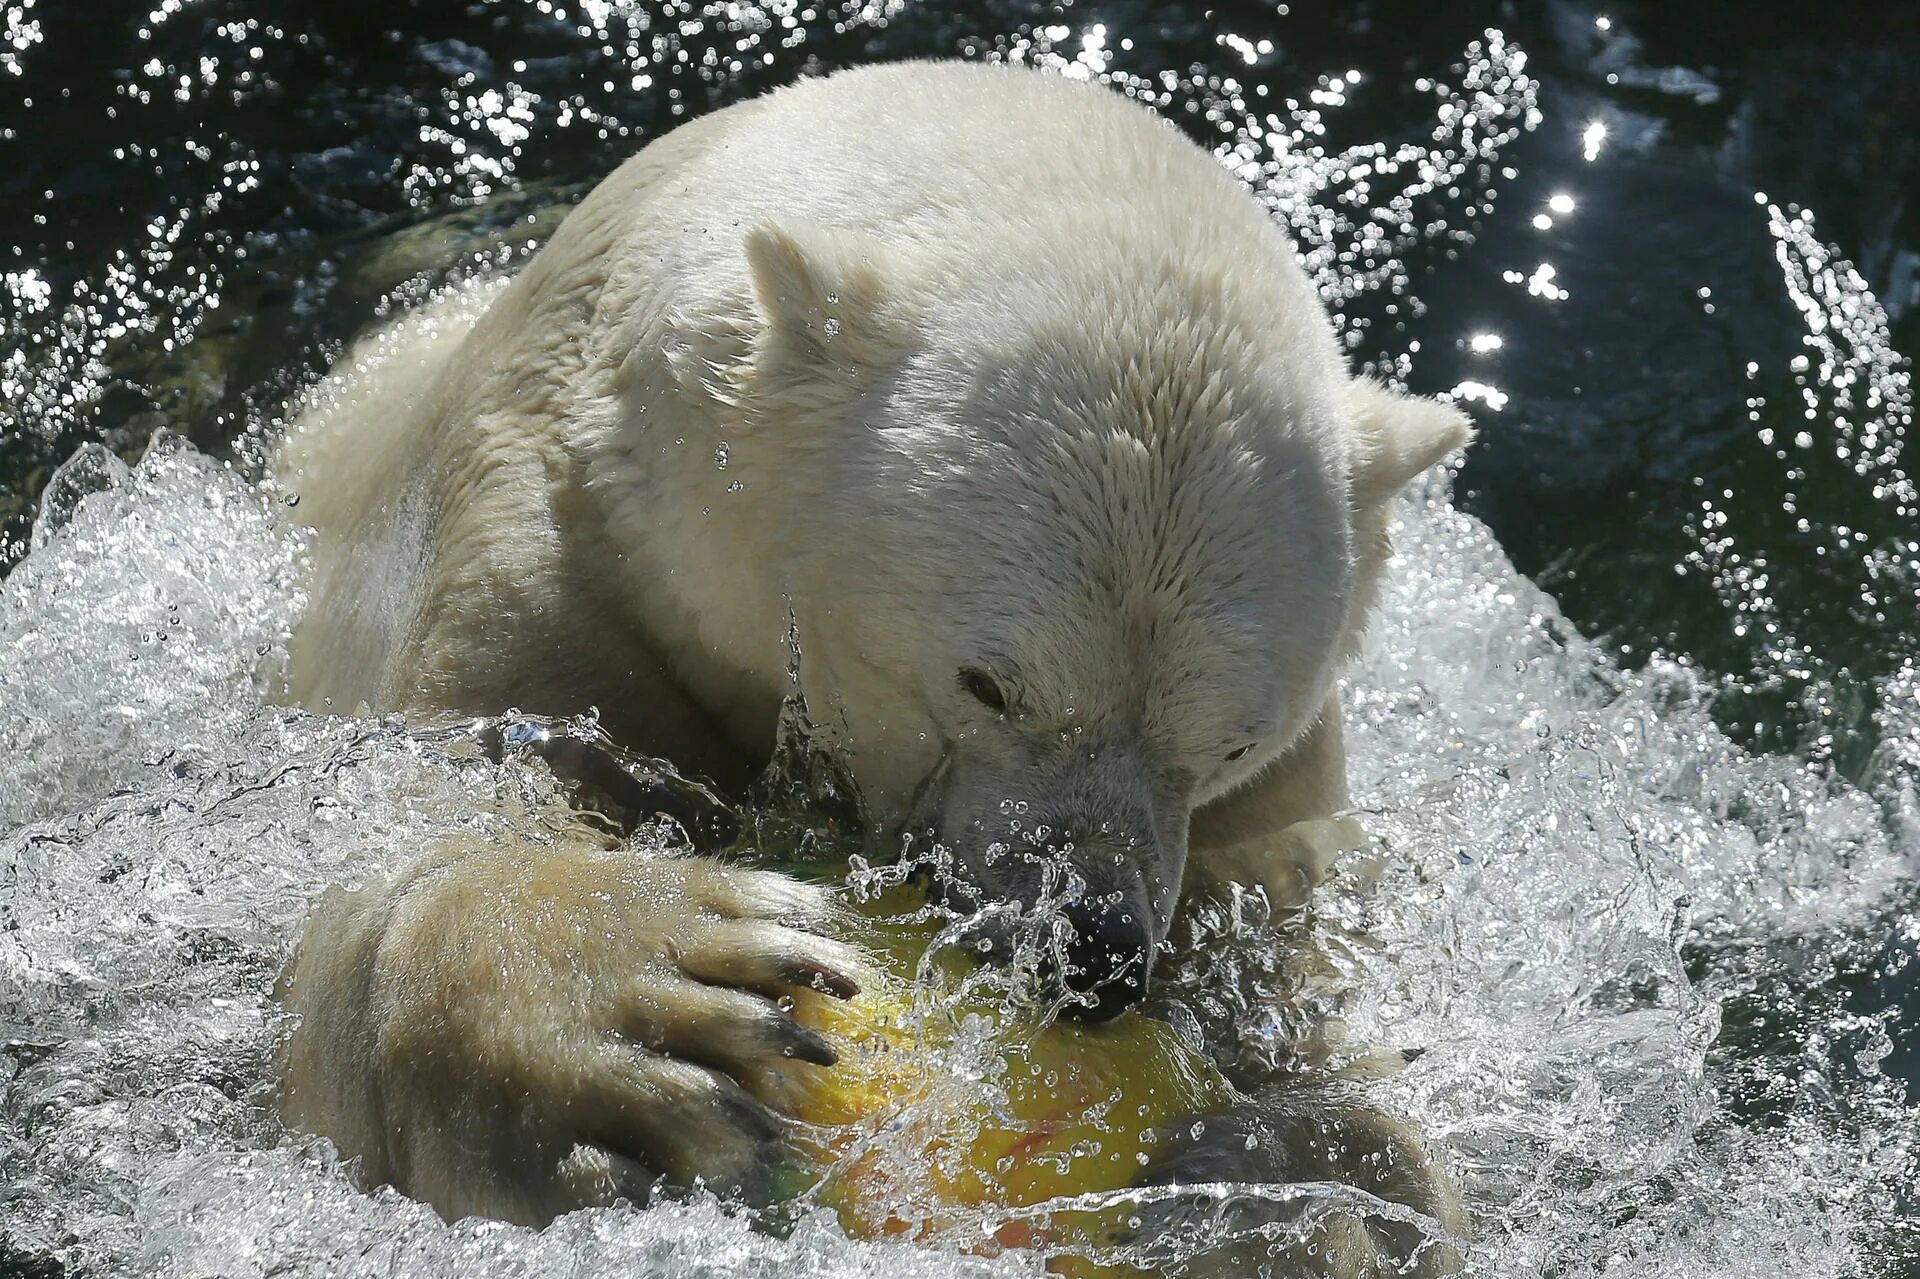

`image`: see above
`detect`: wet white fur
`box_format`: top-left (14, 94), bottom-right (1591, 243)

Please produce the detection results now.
top-left (274, 61), bottom-right (1471, 1251)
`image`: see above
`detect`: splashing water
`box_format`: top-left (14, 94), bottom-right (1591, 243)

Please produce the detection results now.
top-left (5, 441), bottom-right (1914, 1275)
top-left (3, 9), bottom-right (1918, 1279)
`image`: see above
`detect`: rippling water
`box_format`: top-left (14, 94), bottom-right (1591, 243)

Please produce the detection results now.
top-left (2, 1), bottom-right (1917, 1276)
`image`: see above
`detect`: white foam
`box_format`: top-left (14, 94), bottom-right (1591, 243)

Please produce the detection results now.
top-left (0, 434), bottom-right (305, 830)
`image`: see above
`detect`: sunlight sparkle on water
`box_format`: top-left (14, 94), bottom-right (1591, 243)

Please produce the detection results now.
top-left (1503, 262), bottom-right (1569, 302)
top-left (1450, 379), bottom-right (1510, 410)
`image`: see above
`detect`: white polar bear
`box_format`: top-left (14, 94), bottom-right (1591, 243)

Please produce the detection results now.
top-left (274, 59), bottom-right (1471, 1264)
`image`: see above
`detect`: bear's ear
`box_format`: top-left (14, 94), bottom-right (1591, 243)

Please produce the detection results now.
top-left (744, 221), bottom-right (916, 369)
top-left (1345, 379), bottom-right (1475, 508)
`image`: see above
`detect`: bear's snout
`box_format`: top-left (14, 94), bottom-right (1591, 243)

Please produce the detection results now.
top-left (1057, 890), bottom-right (1154, 1021)
top-left (929, 817), bottom-right (1166, 1020)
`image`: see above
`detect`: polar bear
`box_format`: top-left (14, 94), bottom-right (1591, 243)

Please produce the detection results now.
top-left (273, 60), bottom-right (1471, 1268)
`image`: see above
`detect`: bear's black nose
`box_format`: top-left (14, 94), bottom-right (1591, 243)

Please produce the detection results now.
top-left (1057, 897), bottom-right (1152, 1023)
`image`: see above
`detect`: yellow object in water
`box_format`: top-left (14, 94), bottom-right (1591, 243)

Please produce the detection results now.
top-left (743, 890), bottom-right (1234, 1274)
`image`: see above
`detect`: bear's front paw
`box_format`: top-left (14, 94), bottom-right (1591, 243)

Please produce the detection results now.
top-left (1133, 1084), bottom-right (1465, 1278)
top-left (278, 837), bottom-right (867, 1226)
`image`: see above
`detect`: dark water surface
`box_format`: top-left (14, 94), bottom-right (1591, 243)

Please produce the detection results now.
top-left (4, 0), bottom-right (1914, 761)
top-left (2, 0), bottom-right (1917, 1273)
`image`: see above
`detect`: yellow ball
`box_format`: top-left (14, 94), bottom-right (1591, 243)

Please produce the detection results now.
top-left (744, 889), bottom-right (1233, 1275)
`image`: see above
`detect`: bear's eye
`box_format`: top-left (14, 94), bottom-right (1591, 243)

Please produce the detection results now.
top-left (958, 666), bottom-right (1009, 714)
top-left (1224, 744), bottom-right (1254, 762)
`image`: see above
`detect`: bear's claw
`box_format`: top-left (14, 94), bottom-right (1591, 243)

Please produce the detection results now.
top-left (621, 975), bottom-right (841, 1073)
top-left (575, 1051), bottom-right (790, 1193)
top-left (674, 916), bottom-right (870, 1001)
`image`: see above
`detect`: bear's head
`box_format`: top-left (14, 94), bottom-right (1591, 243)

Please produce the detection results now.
top-left (739, 219), bottom-right (1469, 1017)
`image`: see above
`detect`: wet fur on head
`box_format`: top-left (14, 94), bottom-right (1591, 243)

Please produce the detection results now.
top-left (729, 207), bottom-right (1469, 948)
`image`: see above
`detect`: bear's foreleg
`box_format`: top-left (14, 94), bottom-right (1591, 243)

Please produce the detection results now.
top-left (1135, 1082), bottom-right (1466, 1278)
top-left (276, 831), bottom-right (866, 1226)
top-left (1188, 694), bottom-right (1365, 912)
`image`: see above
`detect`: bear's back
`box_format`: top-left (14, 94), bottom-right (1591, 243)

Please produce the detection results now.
top-left (620, 61), bottom-right (1298, 311)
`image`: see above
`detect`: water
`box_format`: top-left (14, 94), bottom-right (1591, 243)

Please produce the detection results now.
top-left (3, 1), bottom-right (1917, 1276)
